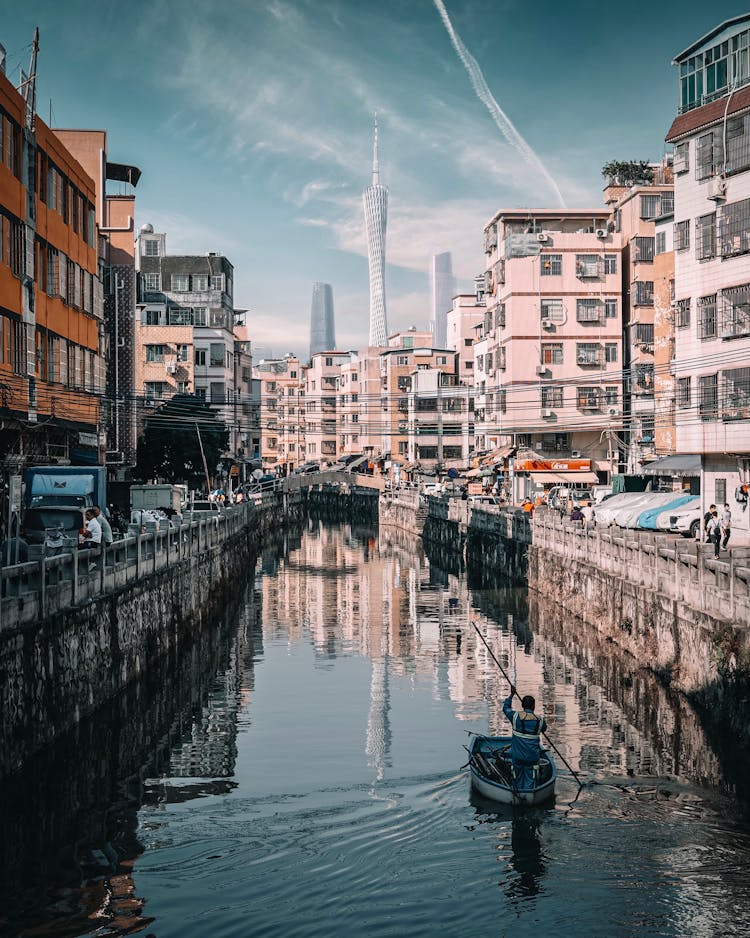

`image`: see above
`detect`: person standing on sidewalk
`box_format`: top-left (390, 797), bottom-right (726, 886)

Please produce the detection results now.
top-left (721, 503), bottom-right (732, 551)
top-left (703, 503), bottom-right (716, 542)
top-left (707, 510), bottom-right (722, 559)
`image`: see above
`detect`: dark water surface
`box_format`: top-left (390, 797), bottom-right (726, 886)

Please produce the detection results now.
top-left (4, 522), bottom-right (750, 937)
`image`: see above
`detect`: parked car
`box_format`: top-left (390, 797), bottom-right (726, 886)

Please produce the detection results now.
top-left (637, 493), bottom-right (697, 530)
top-left (614, 492), bottom-right (677, 528)
top-left (594, 492), bottom-right (651, 526)
top-left (655, 496), bottom-right (702, 538)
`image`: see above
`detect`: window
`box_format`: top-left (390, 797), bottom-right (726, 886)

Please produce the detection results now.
top-left (695, 213), bottom-right (716, 260)
top-left (698, 295), bottom-right (717, 339)
top-left (604, 254), bottom-right (617, 275)
top-left (661, 192), bottom-right (674, 215)
top-left (540, 298), bottom-right (564, 321)
top-left (143, 239), bottom-right (160, 257)
top-left (177, 344), bottom-right (189, 362)
top-left (194, 386), bottom-right (206, 399)
top-left (577, 387), bottom-right (601, 409)
top-left (605, 386), bottom-right (619, 405)
top-left (634, 323), bottom-right (654, 345)
top-left (436, 355), bottom-right (447, 365)
top-left (722, 367), bottom-right (750, 419)
top-left (726, 113), bottom-right (750, 174)
top-left (397, 355), bottom-right (409, 365)
top-left (193, 306), bottom-right (207, 326)
top-left (635, 364), bottom-right (654, 392)
top-left (210, 342), bottom-right (225, 367)
top-left (696, 130), bottom-right (723, 180)
top-left (674, 141), bottom-right (689, 173)
top-left (605, 299), bottom-right (618, 319)
top-left (674, 220), bottom-right (690, 251)
top-left (463, 337), bottom-right (473, 347)
top-left (540, 254), bottom-right (562, 276)
top-left (675, 298), bottom-right (691, 329)
top-left (210, 382), bottom-right (226, 403)
top-left (677, 377), bottom-right (691, 408)
top-left (143, 272), bottom-right (161, 292)
top-left (541, 343), bottom-right (563, 365)
top-left (719, 198), bottom-right (750, 257)
top-left (194, 348), bottom-right (206, 366)
top-left (146, 344), bottom-right (164, 362)
top-left (210, 274), bottom-right (224, 292)
top-left (720, 283), bottom-right (750, 338)
top-left (633, 281), bottom-right (654, 307)
top-left (715, 478), bottom-right (727, 505)
top-left (576, 343), bottom-right (601, 366)
top-left (210, 309), bottom-right (227, 329)
top-left (143, 308), bottom-right (161, 325)
top-left (171, 274), bottom-right (189, 291)
top-left (176, 381), bottom-right (189, 394)
top-left (655, 231), bottom-right (666, 255)
top-left (575, 254), bottom-right (601, 278)
top-left (144, 381), bottom-right (167, 400)
top-left (577, 298), bottom-right (602, 323)
top-left (605, 343), bottom-right (618, 363)
top-left (640, 195), bottom-right (661, 219)
top-left (193, 275), bottom-right (208, 291)
top-left (699, 374), bottom-right (719, 419)
top-left (633, 237), bottom-right (654, 263)
top-left (541, 386), bottom-right (563, 408)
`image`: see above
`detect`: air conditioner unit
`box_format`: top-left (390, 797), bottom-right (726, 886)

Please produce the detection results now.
top-left (541, 318), bottom-right (555, 329)
top-left (536, 233), bottom-right (549, 242)
top-left (541, 408), bottom-right (554, 418)
top-left (535, 365), bottom-right (548, 376)
top-left (165, 362), bottom-right (177, 374)
top-left (608, 407), bottom-right (621, 417)
top-left (595, 228), bottom-right (607, 239)
top-left (707, 175), bottom-right (726, 201)
top-left (571, 450), bottom-right (581, 458)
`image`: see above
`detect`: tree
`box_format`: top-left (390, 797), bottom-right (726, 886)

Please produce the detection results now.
top-left (135, 394), bottom-right (229, 487)
top-left (601, 160), bottom-right (654, 187)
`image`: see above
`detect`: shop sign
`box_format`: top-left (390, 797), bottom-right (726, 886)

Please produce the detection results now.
top-left (516, 458), bottom-right (591, 472)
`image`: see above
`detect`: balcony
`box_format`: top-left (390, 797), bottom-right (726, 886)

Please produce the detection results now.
top-left (576, 347), bottom-right (602, 367)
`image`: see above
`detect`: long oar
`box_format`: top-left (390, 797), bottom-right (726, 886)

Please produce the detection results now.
top-left (470, 618), bottom-right (584, 789)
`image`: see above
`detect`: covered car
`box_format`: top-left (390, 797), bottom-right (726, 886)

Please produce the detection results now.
top-left (638, 493), bottom-right (696, 530)
top-left (594, 492), bottom-right (650, 527)
top-left (615, 492), bottom-right (678, 528)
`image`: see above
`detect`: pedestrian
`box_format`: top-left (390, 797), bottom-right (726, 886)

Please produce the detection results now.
top-left (93, 506), bottom-right (114, 546)
top-left (81, 508), bottom-right (102, 549)
top-left (721, 502), bottom-right (732, 551)
top-left (570, 505), bottom-right (585, 525)
top-left (707, 510), bottom-right (722, 559)
top-left (704, 503), bottom-right (717, 542)
top-left (502, 687), bottom-right (547, 790)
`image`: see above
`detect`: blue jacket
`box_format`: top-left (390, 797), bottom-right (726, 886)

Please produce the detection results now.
top-left (503, 697), bottom-right (547, 765)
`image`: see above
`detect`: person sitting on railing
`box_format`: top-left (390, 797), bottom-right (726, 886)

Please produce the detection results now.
top-left (81, 509), bottom-right (102, 549)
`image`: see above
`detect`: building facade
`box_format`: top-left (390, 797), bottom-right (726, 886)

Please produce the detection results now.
top-left (305, 351), bottom-right (351, 464)
top-left (429, 251), bottom-right (455, 349)
top-left (255, 355), bottom-right (305, 473)
top-left (653, 211), bottom-right (676, 455)
top-left (666, 13), bottom-right (750, 543)
top-left (309, 282), bottom-right (335, 361)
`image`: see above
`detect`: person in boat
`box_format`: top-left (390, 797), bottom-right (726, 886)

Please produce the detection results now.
top-left (503, 688), bottom-right (547, 788)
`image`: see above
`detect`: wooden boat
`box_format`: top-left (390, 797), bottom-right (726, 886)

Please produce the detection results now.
top-left (468, 734), bottom-right (556, 806)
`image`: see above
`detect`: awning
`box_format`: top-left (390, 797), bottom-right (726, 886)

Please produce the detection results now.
top-left (465, 468), bottom-right (480, 478)
top-left (480, 445), bottom-right (516, 466)
top-left (642, 454), bottom-right (701, 476)
top-left (345, 453), bottom-right (371, 471)
top-left (529, 471), bottom-right (598, 485)
top-left (106, 161), bottom-right (142, 186)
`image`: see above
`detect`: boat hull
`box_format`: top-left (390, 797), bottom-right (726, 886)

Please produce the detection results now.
top-left (468, 734), bottom-right (556, 806)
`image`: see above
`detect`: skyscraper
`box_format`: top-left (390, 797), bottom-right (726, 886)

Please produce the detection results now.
top-left (429, 252), bottom-right (455, 348)
top-left (309, 282), bottom-right (336, 360)
top-left (363, 117), bottom-right (389, 346)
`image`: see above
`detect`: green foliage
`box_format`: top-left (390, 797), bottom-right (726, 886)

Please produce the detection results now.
top-left (602, 160), bottom-right (654, 186)
top-left (135, 394), bottom-right (229, 486)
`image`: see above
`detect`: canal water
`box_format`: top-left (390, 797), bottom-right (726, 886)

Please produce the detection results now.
top-left (4, 521), bottom-right (750, 937)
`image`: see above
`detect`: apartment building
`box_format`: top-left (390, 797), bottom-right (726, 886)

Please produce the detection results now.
top-left (55, 129), bottom-right (141, 470)
top-left (233, 324), bottom-right (261, 469)
top-left (477, 209), bottom-right (624, 481)
top-left (305, 351), bottom-right (351, 464)
top-left (0, 66), bottom-right (106, 469)
top-left (253, 355), bottom-right (305, 473)
top-left (445, 292), bottom-right (485, 388)
top-left (653, 212), bottom-right (676, 454)
top-left (665, 13), bottom-right (750, 543)
top-left (407, 364), bottom-right (470, 473)
top-left (604, 163), bottom-right (674, 469)
top-left (135, 227), bottom-right (250, 460)
top-left (339, 355), bottom-right (362, 459)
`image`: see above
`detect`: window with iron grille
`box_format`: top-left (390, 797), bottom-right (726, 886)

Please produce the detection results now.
top-left (634, 323), bottom-right (654, 345)
top-left (541, 386), bottom-right (563, 408)
top-left (696, 130), bottom-right (723, 180)
top-left (541, 343), bottom-right (563, 365)
top-left (576, 343), bottom-right (601, 366)
top-left (540, 298), bottom-right (564, 321)
top-left (719, 198), bottom-right (750, 257)
top-left (677, 376), bottom-right (691, 408)
top-left (699, 374), bottom-right (718, 419)
top-left (640, 194), bottom-right (661, 219)
top-left (495, 304), bottom-right (506, 328)
top-left (695, 213), bottom-right (716, 260)
top-left (720, 283), bottom-right (750, 338)
top-left (726, 113), bottom-right (750, 174)
top-left (674, 141), bottom-right (689, 174)
top-left (635, 364), bottom-right (654, 391)
top-left (576, 298), bottom-right (602, 322)
top-left (633, 237), bottom-right (654, 263)
top-left (675, 298), bottom-right (691, 328)
top-left (604, 254), bottom-right (617, 275)
top-left (577, 387), bottom-right (601, 409)
top-left (605, 343), bottom-right (618, 363)
top-left (698, 294), bottom-right (717, 339)
top-left (674, 220), bottom-right (690, 251)
top-left (168, 307), bottom-right (192, 325)
top-left (633, 281), bottom-right (654, 306)
top-left (540, 254), bottom-right (562, 276)
top-left (575, 254), bottom-right (602, 278)
top-left (655, 231), bottom-right (666, 254)
top-left (722, 367), bottom-right (750, 419)
top-left (605, 386), bottom-right (619, 405)
top-left (605, 299), bottom-right (618, 319)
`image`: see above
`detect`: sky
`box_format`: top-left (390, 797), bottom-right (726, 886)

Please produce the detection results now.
top-left (1, 0), bottom-right (744, 359)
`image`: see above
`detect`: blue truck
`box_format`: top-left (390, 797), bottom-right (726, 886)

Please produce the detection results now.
top-left (22, 466), bottom-right (108, 547)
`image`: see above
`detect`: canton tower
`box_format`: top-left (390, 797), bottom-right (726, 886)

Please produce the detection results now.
top-left (363, 116), bottom-right (389, 346)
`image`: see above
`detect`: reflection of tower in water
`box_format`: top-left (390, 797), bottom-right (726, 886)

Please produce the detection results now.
top-left (365, 545), bottom-right (394, 782)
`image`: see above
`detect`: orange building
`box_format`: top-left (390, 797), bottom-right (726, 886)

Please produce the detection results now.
top-left (0, 67), bottom-right (104, 465)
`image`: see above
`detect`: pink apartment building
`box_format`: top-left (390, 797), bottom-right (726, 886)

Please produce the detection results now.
top-left (255, 355), bottom-right (305, 472)
top-left (477, 209), bottom-right (624, 491)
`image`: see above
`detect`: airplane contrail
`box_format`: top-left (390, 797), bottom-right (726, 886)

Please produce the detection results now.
top-left (433, 0), bottom-right (565, 208)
